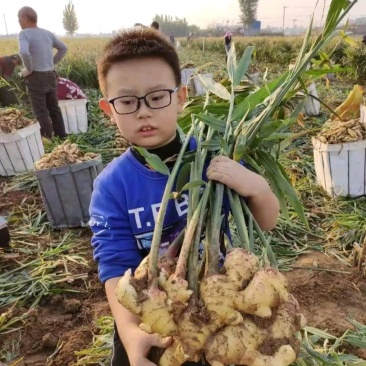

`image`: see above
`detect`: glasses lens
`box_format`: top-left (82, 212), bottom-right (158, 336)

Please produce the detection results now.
top-left (114, 96), bottom-right (138, 114)
top-left (146, 90), bottom-right (171, 109)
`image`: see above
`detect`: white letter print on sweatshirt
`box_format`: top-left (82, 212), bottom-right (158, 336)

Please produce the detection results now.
top-left (128, 194), bottom-right (188, 230)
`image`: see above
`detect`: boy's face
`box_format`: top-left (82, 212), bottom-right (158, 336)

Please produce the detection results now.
top-left (100, 57), bottom-right (186, 149)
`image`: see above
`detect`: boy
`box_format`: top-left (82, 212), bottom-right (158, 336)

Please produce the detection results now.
top-left (90, 27), bottom-right (280, 366)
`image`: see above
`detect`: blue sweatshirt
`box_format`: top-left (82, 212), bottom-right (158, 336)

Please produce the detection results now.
top-left (90, 145), bottom-right (195, 283)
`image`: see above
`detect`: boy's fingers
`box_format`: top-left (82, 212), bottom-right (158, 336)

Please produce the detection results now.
top-left (211, 155), bottom-right (229, 162)
top-left (213, 156), bottom-right (234, 166)
top-left (207, 172), bottom-right (229, 184)
top-left (207, 165), bottom-right (230, 177)
top-left (150, 334), bottom-right (172, 348)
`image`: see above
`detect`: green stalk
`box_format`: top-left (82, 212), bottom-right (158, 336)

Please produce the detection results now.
top-left (175, 189), bottom-right (208, 278)
top-left (205, 68), bottom-right (237, 272)
top-left (226, 188), bottom-right (251, 251)
top-left (188, 186), bottom-right (210, 293)
top-left (208, 69), bottom-right (237, 254)
top-left (148, 126), bottom-right (194, 287)
top-left (165, 227), bottom-right (185, 258)
top-left (187, 162), bottom-right (196, 223)
top-left (186, 124), bottom-right (214, 284)
top-left (207, 183), bottom-right (224, 273)
top-left (223, 86), bottom-right (235, 141)
top-left (240, 197), bottom-right (277, 268)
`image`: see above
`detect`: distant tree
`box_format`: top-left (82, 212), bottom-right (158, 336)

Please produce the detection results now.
top-left (187, 25), bottom-right (200, 35)
top-left (152, 14), bottom-right (199, 37)
top-left (238, 0), bottom-right (259, 27)
top-left (63, 0), bottom-right (78, 36)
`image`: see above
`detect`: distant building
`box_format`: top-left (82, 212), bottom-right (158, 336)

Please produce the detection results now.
top-left (349, 18), bottom-right (366, 35)
top-left (244, 21), bottom-right (261, 36)
top-left (355, 17), bottom-right (366, 25)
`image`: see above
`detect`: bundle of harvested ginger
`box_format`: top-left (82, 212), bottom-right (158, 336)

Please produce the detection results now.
top-left (35, 141), bottom-right (97, 170)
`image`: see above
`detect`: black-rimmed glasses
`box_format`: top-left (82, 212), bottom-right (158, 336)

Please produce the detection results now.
top-left (108, 87), bottom-right (179, 115)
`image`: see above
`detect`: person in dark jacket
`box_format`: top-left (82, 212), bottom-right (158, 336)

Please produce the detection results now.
top-left (224, 32), bottom-right (232, 53)
top-left (169, 34), bottom-right (175, 45)
top-left (0, 54), bottom-right (22, 107)
top-left (224, 31), bottom-right (233, 62)
top-left (362, 35), bottom-right (366, 46)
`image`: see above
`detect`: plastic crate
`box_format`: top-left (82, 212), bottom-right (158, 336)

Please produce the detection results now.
top-left (35, 155), bottom-right (103, 228)
top-left (58, 99), bottom-right (88, 134)
top-left (0, 122), bottom-right (44, 176)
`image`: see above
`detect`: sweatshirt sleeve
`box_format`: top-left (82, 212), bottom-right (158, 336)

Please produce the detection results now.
top-left (18, 31), bottom-right (33, 72)
top-left (52, 34), bottom-right (67, 65)
top-left (89, 178), bottom-right (143, 283)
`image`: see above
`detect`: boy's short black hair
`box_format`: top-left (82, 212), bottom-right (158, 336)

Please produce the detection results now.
top-left (97, 27), bottom-right (181, 97)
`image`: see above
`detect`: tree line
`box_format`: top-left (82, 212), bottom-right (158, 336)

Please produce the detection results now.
top-left (62, 0), bottom-right (260, 37)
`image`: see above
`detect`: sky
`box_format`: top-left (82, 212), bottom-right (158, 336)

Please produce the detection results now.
top-left (1, 0), bottom-right (366, 36)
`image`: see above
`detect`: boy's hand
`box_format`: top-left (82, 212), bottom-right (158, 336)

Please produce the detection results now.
top-left (124, 327), bottom-right (172, 366)
top-left (206, 156), bottom-right (269, 198)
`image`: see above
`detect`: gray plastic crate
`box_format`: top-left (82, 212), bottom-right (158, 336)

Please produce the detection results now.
top-left (35, 155), bottom-right (103, 228)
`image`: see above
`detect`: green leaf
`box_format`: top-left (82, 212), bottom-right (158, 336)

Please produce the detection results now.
top-left (220, 137), bottom-right (230, 156)
top-left (227, 42), bottom-right (237, 83)
top-left (181, 180), bottom-right (207, 192)
top-left (178, 105), bottom-right (203, 132)
top-left (176, 162), bottom-right (191, 192)
top-left (206, 103), bottom-right (229, 115)
top-left (201, 140), bottom-right (221, 151)
top-left (196, 75), bottom-right (231, 101)
top-left (233, 46), bottom-right (255, 87)
top-left (301, 345), bottom-right (331, 363)
top-left (304, 327), bottom-right (337, 340)
top-left (340, 29), bottom-right (358, 47)
top-left (232, 72), bottom-right (289, 121)
top-left (304, 67), bottom-right (347, 77)
top-left (265, 132), bottom-right (294, 141)
top-left (134, 147), bottom-right (170, 175)
top-left (323, 0), bottom-right (350, 37)
top-left (256, 151), bottom-right (308, 227)
top-left (257, 120), bottom-right (286, 140)
top-left (179, 104), bottom-right (203, 120)
top-left (233, 133), bottom-right (247, 161)
top-left (194, 114), bottom-right (226, 133)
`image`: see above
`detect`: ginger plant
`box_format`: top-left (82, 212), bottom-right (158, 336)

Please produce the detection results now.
top-left (116, 2), bottom-right (358, 365)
